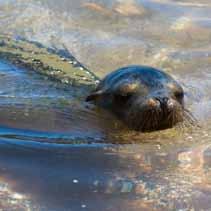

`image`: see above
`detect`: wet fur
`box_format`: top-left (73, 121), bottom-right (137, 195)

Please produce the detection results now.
top-left (86, 66), bottom-right (195, 131)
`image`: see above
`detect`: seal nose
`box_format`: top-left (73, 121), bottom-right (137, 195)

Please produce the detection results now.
top-left (161, 97), bottom-right (174, 111)
top-left (155, 97), bottom-right (174, 111)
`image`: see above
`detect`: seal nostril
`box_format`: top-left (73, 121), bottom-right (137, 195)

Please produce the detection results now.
top-left (156, 97), bottom-right (174, 111)
top-left (162, 97), bottom-right (175, 111)
top-left (167, 99), bottom-right (174, 108)
top-left (155, 97), bottom-right (163, 105)
top-left (163, 97), bottom-right (169, 104)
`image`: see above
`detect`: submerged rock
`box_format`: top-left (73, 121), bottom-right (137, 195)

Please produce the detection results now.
top-left (0, 35), bottom-right (98, 89)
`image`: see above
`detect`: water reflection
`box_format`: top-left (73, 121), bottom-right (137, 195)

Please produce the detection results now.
top-left (0, 0), bottom-right (210, 210)
top-left (0, 180), bottom-right (30, 211)
top-left (1, 135), bottom-right (211, 211)
top-left (0, 61), bottom-right (208, 211)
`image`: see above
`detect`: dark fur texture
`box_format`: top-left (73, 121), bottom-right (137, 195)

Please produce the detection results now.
top-left (86, 66), bottom-right (194, 131)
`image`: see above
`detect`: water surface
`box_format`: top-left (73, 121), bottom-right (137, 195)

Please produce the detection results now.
top-left (0, 1), bottom-right (211, 211)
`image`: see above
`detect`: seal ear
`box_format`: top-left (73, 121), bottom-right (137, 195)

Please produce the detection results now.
top-left (86, 90), bottom-right (103, 102)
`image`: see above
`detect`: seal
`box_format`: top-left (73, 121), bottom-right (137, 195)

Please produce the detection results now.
top-left (86, 65), bottom-right (193, 131)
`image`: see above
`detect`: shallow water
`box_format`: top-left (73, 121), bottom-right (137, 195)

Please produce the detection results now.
top-left (0, 0), bottom-right (211, 211)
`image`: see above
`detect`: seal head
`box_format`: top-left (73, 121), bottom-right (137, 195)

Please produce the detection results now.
top-left (86, 66), bottom-right (189, 131)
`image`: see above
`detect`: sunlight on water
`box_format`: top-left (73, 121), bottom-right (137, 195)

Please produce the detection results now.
top-left (0, 181), bottom-right (31, 211)
top-left (171, 17), bottom-right (191, 31)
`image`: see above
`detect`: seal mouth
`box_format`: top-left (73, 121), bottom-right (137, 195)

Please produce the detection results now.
top-left (126, 97), bottom-right (195, 132)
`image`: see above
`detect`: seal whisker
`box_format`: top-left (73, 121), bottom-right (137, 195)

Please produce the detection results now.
top-left (184, 108), bottom-right (198, 124)
top-left (156, 110), bottom-right (160, 127)
top-left (171, 110), bottom-right (175, 127)
top-left (183, 109), bottom-right (198, 126)
top-left (143, 110), bottom-right (154, 131)
top-left (166, 110), bottom-right (173, 127)
top-left (148, 111), bottom-right (155, 130)
top-left (152, 109), bottom-right (160, 129)
top-left (141, 111), bottom-right (150, 131)
top-left (151, 110), bottom-right (158, 129)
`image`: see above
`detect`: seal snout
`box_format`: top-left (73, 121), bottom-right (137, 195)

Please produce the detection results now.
top-left (132, 96), bottom-right (183, 131)
top-left (145, 97), bottom-right (175, 112)
top-left (155, 97), bottom-right (175, 112)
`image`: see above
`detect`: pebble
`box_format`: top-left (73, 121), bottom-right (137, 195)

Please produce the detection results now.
top-left (49, 71), bottom-right (55, 75)
top-left (31, 58), bottom-right (41, 63)
top-left (82, 77), bottom-right (87, 81)
top-left (73, 179), bottom-right (79, 184)
top-left (156, 144), bottom-right (161, 150)
top-left (61, 57), bottom-right (66, 61)
top-left (81, 204), bottom-right (86, 208)
top-left (85, 71), bottom-right (91, 76)
top-left (203, 133), bottom-right (209, 137)
top-left (61, 79), bottom-right (69, 84)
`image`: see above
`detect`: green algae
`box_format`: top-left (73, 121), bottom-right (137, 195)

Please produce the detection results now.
top-left (0, 35), bottom-right (98, 89)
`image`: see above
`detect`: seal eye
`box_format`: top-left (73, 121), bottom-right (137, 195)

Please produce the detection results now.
top-left (174, 91), bottom-right (184, 99)
top-left (114, 93), bottom-right (132, 104)
top-left (167, 83), bottom-right (184, 99)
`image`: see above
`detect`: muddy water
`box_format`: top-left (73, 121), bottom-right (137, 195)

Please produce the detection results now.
top-left (0, 0), bottom-right (211, 211)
